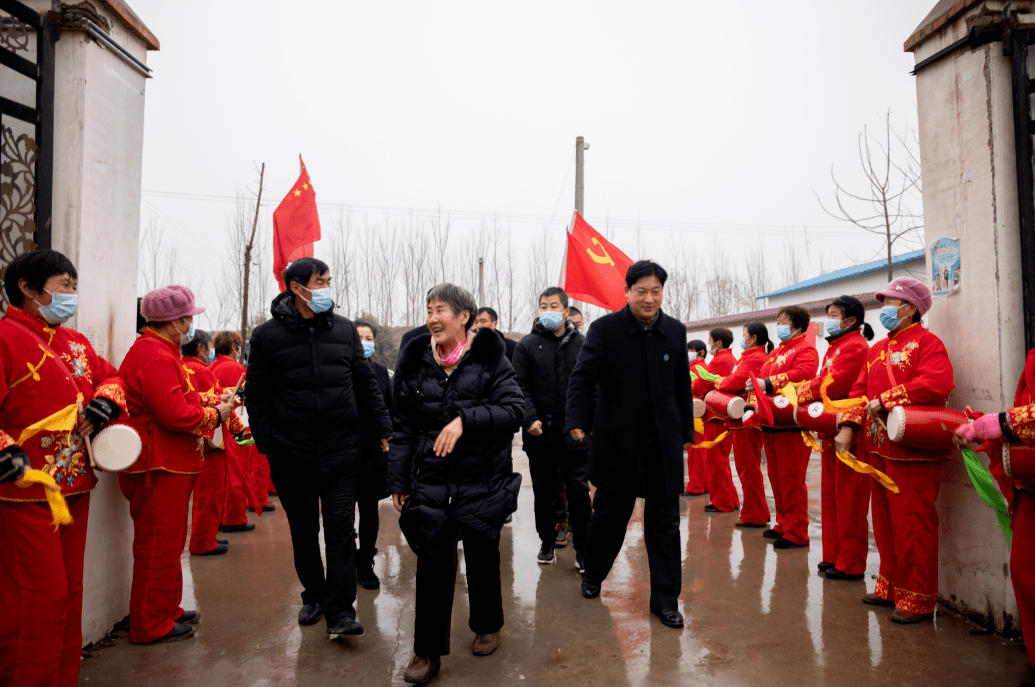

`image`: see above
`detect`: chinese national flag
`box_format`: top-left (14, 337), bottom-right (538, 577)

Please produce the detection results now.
top-left (273, 156), bottom-right (322, 290)
top-left (561, 211), bottom-right (635, 311)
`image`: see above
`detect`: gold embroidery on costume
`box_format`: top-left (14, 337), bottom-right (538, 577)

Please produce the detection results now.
top-left (879, 384), bottom-right (910, 410)
top-left (1009, 404), bottom-right (1035, 445)
top-left (191, 407), bottom-right (219, 437)
top-left (895, 587), bottom-right (938, 615)
top-left (94, 382), bottom-right (126, 409)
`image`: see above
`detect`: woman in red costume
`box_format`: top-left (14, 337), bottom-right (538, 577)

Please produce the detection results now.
top-left (683, 339), bottom-right (710, 496)
top-left (691, 328), bottom-right (738, 513)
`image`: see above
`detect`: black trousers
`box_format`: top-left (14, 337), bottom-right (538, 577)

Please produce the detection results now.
top-left (414, 518), bottom-right (503, 657)
top-left (583, 487), bottom-right (681, 609)
top-left (552, 470), bottom-right (568, 527)
top-left (527, 448), bottom-right (591, 552)
top-left (269, 458), bottom-right (359, 622)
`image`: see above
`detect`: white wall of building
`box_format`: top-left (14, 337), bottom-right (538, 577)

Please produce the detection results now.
top-left (764, 262), bottom-right (925, 311)
top-left (909, 2), bottom-right (1029, 632)
top-left (24, 0), bottom-right (151, 644)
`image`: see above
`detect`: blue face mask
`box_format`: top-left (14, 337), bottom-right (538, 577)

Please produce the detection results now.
top-left (305, 287), bottom-right (333, 314)
top-left (740, 337), bottom-right (750, 350)
top-left (539, 311), bottom-right (564, 331)
top-left (879, 305), bottom-right (903, 330)
top-left (578, 329), bottom-right (585, 337)
top-left (36, 289), bottom-right (79, 325)
top-left (825, 320), bottom-right (845, 337)
top-left (362, 341), bottom-right (376, 358)
top-left (178, 320), bottom-right (195, 345)
top-left (207, 348), bottom-right (216, 364)
top-left (776, 325), bottom-right (792, 342)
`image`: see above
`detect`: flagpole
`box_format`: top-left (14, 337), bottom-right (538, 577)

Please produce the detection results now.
top-left (572, 136), bottom-right (589, 312)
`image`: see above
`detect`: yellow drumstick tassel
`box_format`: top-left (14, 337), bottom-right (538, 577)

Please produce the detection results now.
top-left (16, 469), bottom-right (73, 529)
top-left (692, 430), bottom-right (729, 449)
top-left (820, 374), bottom-right (868, 414)
top-left (836, 452), bottom-right (899, 493)
top-left (16, 403), bottom-right (78, 445)
top-left (801, 432), bottom-right (822, 452)
top-left (778, 383), bottom-right (799, 408)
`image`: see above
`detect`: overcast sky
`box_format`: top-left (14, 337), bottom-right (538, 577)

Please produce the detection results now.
top-left (131, 0), bottom-right (936, 324)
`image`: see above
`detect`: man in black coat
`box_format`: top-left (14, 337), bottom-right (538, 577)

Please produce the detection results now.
top-left (473, 307), bottom-right (517, 361)
top-left (565, 260), bottom-right (695, 629)
top-left (512, 287), bottom-right (592, 571)
top-left (354, 319), bottom-right (396, 590)
top-left (246, 258), bottom-right (393, 637)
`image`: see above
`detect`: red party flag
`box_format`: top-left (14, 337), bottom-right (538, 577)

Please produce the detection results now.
top-left (561, 211), bottom-right (635, 312)
top-left (272, 156), bottom-right (322, 290)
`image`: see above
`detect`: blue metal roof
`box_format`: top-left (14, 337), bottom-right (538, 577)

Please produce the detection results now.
top-left (757, 249), bottom-right (926, 300)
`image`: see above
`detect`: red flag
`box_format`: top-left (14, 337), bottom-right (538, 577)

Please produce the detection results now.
top-left (272, 156), bottom-right (322, 290)
top-left (561, 211), bottom-right (635, 311)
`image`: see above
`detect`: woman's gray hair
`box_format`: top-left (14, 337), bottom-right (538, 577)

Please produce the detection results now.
top-left (426, 283), bottom-right (477, 330)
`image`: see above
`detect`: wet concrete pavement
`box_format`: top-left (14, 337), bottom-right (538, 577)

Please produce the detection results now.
top-left (79, 447), bottom-right (1031, 686)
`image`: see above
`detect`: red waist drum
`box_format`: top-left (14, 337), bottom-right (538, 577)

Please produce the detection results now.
top-left (693, 398), bottom-right (707, 418)
top-left (1004, 442), bottom-right (1035, 487)
top-left (765, 395), bottom-right (798, 428)
top-left (794, 402), bottom-right (840, 436)
top-left (886, 406), bottom-right (968, 450)
top-left (705, 390), bottom-right (745, 420)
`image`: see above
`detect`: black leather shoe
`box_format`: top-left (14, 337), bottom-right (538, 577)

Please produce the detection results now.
top-left (762, 528), bottom-right (782, 539)
top-left (217, 538), bottom-right (228, 545)
top-left (704, 504), bottom-right (733, 513)
top-left (773, 537), bottom-right (809, 550)
top-left (219, 523), bottom-right (255, 532)
top-left (191, 542), bottom-right (228, 556)
top-left (735, 521), bottom-right (768, 528)
top-left (817, 561), bottom-right (835, 572)
top-left (581, 580), bottom-right (601, 599)
top-left (176, 610), bottom-right (201, 624)
top-left (298, 604), bottom-right (323, 625)
top-left (649, 604), bottom-right (684, 629)
top-left (327, 616), bottom-right (364, 635)
top-left (357, 561), bottom-right (380, 590)
top-left (149, 622), bottom-right (194, 643)
top-left (824, 568), bottom-right (865, 581)
top-left (248, 504), bottom-right (277, 513)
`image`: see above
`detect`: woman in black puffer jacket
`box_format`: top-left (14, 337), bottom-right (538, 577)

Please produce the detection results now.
top-left (387, 283), bottom-right (523, 684)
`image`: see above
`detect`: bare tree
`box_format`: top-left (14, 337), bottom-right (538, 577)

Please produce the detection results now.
top-left (138, 217), bottom-right (164, 293)
top-left (743, 243), bottom-right (773, 310)
top-left (781, 235), bottom-right (808, 289)
top-left (704, 244), bottom-right (742, 317)
top-left (817, 109), bottom-right (924, 280)
top-left (401, 213), bottom-right (431, 327)
top-left (328, 208), bottom-right (359, 316)
top-left (239, 163), bottom-right (265, 343)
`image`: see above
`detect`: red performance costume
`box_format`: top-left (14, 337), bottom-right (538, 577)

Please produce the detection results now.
top-left (210, 354), bottom-right (261, 520)
top-left (757, 334), bottom-right (819, 546)
top-left (117, 329), bottom-right (220, 643)
top-left (692, 348), bottom-right (737, 512)
top-left (796, 329), bottom-right (870, 574)
top-left (183, 355), bottom-right (229, 554)
top-left (715, 345), bottom-right (768, 525)
top-left (839, 322), bottom-right (953, 615)
top-left (686, 356), bottom-right (710, 494)
top-left (0, 306), bottom-right (125, 687)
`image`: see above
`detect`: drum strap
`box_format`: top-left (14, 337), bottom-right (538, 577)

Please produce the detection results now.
top-left (883, 343), bottom-right (899, 390)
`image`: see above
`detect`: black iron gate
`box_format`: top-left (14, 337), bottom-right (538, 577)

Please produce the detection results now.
top-left (0, 0), bottom-right (55, 311)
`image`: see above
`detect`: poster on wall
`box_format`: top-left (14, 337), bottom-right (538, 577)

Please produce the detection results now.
top-left (930, 238), bottom-right (961, 297)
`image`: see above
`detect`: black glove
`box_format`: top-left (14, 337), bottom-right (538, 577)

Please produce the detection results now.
top-left (233, 387), bottom-right (246, 402)
top-left (0, 445), bottom-right (30, 483)
top-left (83, 397), bottom-right (120, 432)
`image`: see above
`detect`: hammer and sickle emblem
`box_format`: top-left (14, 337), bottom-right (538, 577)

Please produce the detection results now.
top-left (586, 237), bottom-right (615, 266)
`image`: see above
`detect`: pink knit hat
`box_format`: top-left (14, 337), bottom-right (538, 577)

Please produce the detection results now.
top-left (875, 277), bottom-right (932, 316)
top-left (141, 285), bottom-right (205, 322)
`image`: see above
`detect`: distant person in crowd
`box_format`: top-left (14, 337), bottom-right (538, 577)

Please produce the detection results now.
top-left (569, 306), bottom-right (586, 336)
top-left (513, 287), bottom-right (592, 572)
top-left (182, 329), bottom-right (231, 557)
top-left (136, 296), bottom-right (146, 335)
top-left (472, 306), bottom-right (517, 361)
top-left (691, 327), bottom-right (738, 513)
top-left (750, 306), bottom-right (819, 550)
top-left (388, 283), bottom-right (523, 683)
top-left (354, 318), bottom-right (396, 590)
top-left (246, 257), bottom-right (393, 636)
top-left (796, 296), bottom-right (873, 580)
top-left (835, 278), bottom-right (953, 623)
top-left (212, 329), bottom-right (270, 524)
top-left (566, 260), bottom-right (694, 630)
top-left (704, 323), bottom-right (772, 525)
top-left (683, 339), bottom-right (709, 496)
top-left (118, 285), bottom-right (235, 644)
top-left (0, 250), bottom-right (126, 686)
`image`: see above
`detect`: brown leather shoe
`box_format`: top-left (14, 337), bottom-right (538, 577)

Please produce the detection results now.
top-left (861, 593), bottom-right (895, 607)
top-left (403, 655), bottom-right (440, 684)
top-left (472, 631), bottom-right (500, 656)
top-left (890, 608), bottom-right (933, 624)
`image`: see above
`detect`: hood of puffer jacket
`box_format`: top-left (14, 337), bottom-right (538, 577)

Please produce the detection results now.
top-left (530, 317), bottom-right (579, 346)
top-left (269, 289), bottom-right (334, 330)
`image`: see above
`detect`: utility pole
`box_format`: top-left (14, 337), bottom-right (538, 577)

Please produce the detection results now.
top-left (572, 136), bottom-right (590, 311)
top-left (478, 257), bottom-right (485, 306)
top-left (241, 162), bottom-right (265, 344)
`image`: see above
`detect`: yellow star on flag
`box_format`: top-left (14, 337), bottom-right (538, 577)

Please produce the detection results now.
top-left (293, 189), bottom-right (301, 197)
top-left (302, 183), bottom-right (309, 190)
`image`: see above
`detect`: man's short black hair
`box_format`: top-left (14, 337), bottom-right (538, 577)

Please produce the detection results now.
top-left (354, 318), bottom-right (378, 337)
top-left (476, 307), bottom-right (498, 323)
top-left (708, 327), bottom-right (734, 349)
top-left (181, 329), bottom-right (212, 358)
top-left (625, 260), bottom-right (668, 289)
top-left (568, 305), bottom-right (583, 317)
top-left (4, 250), bottom-right (78, 307)
top-left (282, 257), bottom-right (330, 291)
top-left (538, 287), bottom-right (569, 309)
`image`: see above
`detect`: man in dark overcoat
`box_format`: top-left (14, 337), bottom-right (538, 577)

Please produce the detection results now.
top-left (565, 260), bottom-right (695, 629)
